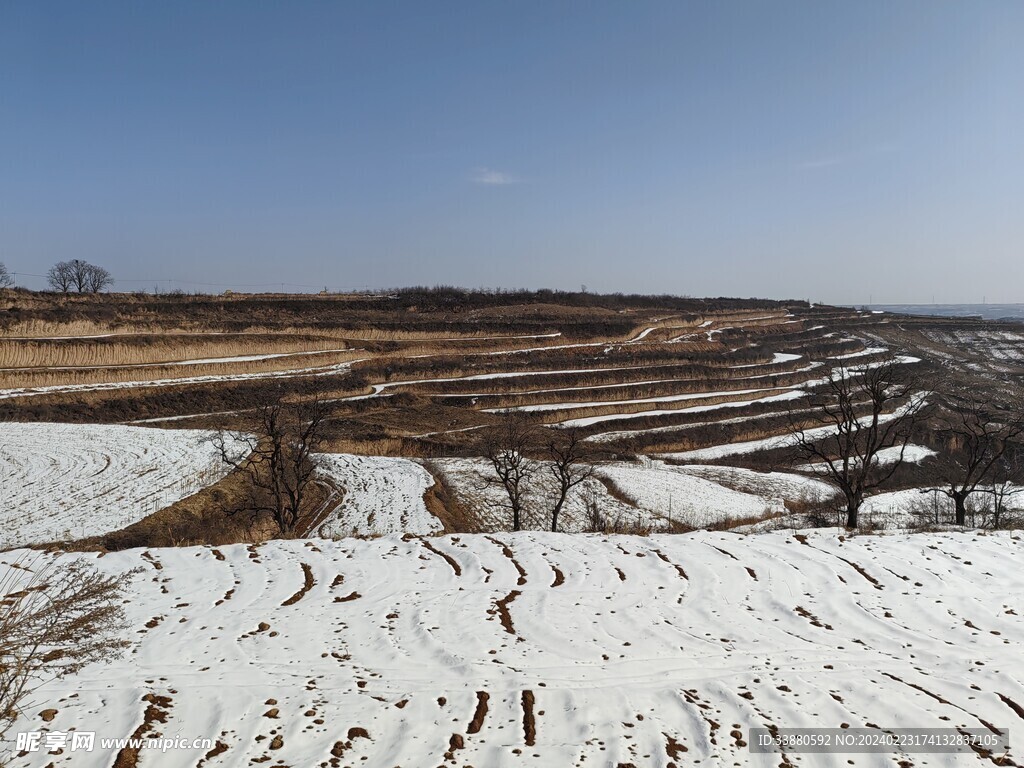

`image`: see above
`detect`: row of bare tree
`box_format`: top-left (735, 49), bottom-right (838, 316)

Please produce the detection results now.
top-left (791, 357), bottom-right (1024, 528)
top-left (208, 396), bottom-right (603, 536)
top-left (481, 414), bottom-right (595, 532)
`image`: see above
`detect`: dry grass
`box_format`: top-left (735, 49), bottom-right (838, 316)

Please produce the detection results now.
top-left (56, 468), bottom-right (340, 551)
top-left (420, 463), bottom-right (485, 533)
top-left (322, 437), bottom-right (425, 456)
top-left (704, 507), bottom-right (791, 531)
top-left (0, 335), bottom-right (350, 369)
top-left (0, 350), bottom-right (364, 391)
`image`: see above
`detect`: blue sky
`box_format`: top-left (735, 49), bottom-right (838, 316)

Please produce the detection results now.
top-left (2, 1), bottom-right (1022, 303)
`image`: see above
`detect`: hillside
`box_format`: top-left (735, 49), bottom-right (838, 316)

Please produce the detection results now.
top-left (2, 289), bottom-right (1023, 548)
top-left (3, 530), bottom-right (1020, 767)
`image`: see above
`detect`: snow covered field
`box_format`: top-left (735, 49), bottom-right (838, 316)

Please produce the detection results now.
top-left (430, 457), bottom-right (651, 532)
top-left (672, 463), bottom-right (833, 501)
top-left (315, 454), bottom-right (442, 536)
top-left (4, 530), bottom-right (1021, 767)
top-left (556, 388), bottom-right (805, 427)
top-left (594, 460), bottom-right (786, 525)
top-left (0, 423), bottom-right (247, 548)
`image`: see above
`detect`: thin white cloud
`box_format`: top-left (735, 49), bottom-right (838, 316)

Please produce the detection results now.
top-left (799, 144), bottom-right (897, 170)
top-left (470, 167), bottom-right (519, 185)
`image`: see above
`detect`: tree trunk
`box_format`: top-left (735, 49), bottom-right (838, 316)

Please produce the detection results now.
top-left (551, 489), bottom-right (568, 532)
top-left (845, 491), bottom-right (861, 529)
top-left (954, 492), bottom-right (968, 526)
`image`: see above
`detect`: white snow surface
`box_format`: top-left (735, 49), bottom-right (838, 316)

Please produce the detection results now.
top-left (797, 444), bottom-right (938, 472)
top-left (5, 530), bottom-right (1022, 767)
top-left (629, 326), bottom-right (657, 341)
top-left (661, 405), bottom-right (920, 461)
top-left (731, 351), bottom-right (803, 367)
top-left (484, 385), bottom-right (796, 414)
top-left (0, 422), bottom-right (248, 548)
top-left (671, 463), bottom-right (834, 501)
top-left (429, 457), bottom-right (651, 532)
top-left (315, 454), bottom-right (442, 537)
top-left (556, 388), bottom-right (806, 428)
top-left (595, 460), bottom-right (785, 525)
top-left (830, 346), bottom-right (888, 360)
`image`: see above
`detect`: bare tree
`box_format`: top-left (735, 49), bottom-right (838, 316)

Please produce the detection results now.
top-left (926, 394), bottom-right (1024, 526)
top-left (1, 556), bottom-right (134, 746)
top-left (791, 357), bottom-right (928, 528)
top-left (988, 451), bottom-right (1024, 528)
top-left (213, 394), bottom-right (327, 537)
top-left (482, 411), bottom-right (538, 531)
top-left (546, 429), bottom-right (594, 532)
top-left (82, 263), bottom-right (114, 293)
top-left (69, 260), bottom-right (92, 293)
top-left (46, 260), bottom-right (114, 293)
top-left (46, 261), bottom-right (75, 293)
top-left (0, 262), bottom-right (12, 288)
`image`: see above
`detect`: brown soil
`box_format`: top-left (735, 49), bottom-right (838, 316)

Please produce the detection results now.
top-left (112, 693), bottom-right (173, 768)
top-left (419, 538), bottom-right (462, 576)
top-left (550, 566), bottom-right (565, 587)
top-left (521, 690), bottom-right (537, 746)
top-left (495, 590), bottom-right (521, 635)
top-left (281, 563), bottom-right (315, 606)
top-left (467, 691), bottom-right (490, 734)
top-left (420, 463), bottom-right (483, 533)
top-left (486, 536), bottom-right (527, 585)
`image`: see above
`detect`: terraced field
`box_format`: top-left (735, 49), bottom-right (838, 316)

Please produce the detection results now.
top-left (4, 530), bottom-right (1021, 767)
top-left (0, 422), bottom-right (247, 548)
top-left (2, 291), bottom-right (1023, 543)
top-left (3, 291), bottom-right (1023, 768)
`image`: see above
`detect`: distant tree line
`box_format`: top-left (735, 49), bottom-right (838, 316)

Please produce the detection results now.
top-left (371, 285), bottom-right (806, 314)
top-left (0, 262), bottom-right (12, 288)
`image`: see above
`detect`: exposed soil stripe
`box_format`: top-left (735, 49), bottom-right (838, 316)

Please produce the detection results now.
top-left (467, 691), bottom-right (490, 734)
top-left (550, 565), bottom-right (565, 587)
top-left (419, 538), bottom-right (462, 576)
top-left (112, 693), bottom-right (172, 768)
top-left (998, 692), bottom-right (1024, 721)
top-left (837, 555), bottom-right (883, 589)
top-left (495, 590), bottom-right (522, 635)
top-left (883, 673), bottom-right (1003, 735)
top-left (664, 733), bottom-right (687, 760)
top-left (197, 740), bottom-right (229, 767)
top-left (881, 673), bottom-right (950, 704)
top-left (281, 562), bottom-right (315, 606)
top-left (651, 548), bottom-right (688, 579)
top-left (522, 690), bottom-right (537, 746)
top-left (486, 536), bottom-right (528, 585)
top-left (709, 545), bottom-right (739, 561)
top-left (805, 541), bottom-right (884, 590)
top-left (140, 551), bottom-right (162, 570)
